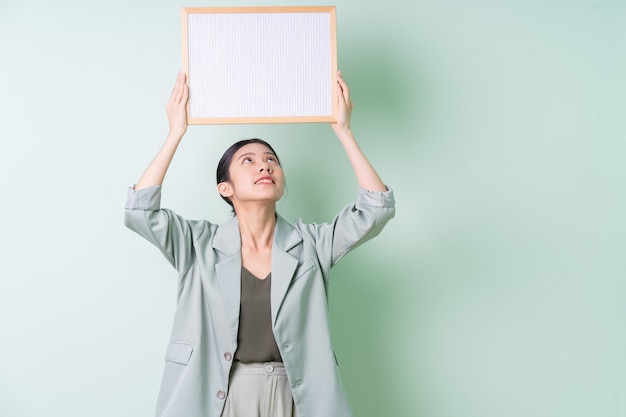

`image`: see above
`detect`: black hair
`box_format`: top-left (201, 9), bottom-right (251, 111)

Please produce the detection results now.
top-left (216, 138), bottom-right (282, 211)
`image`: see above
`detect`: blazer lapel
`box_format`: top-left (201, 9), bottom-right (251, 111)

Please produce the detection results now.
top-left (213, 217), bottom-right (242, 344)
top-left (211, 215), bottom-right (303, 331)
top-left (271, 216), bottom-right (302, 325)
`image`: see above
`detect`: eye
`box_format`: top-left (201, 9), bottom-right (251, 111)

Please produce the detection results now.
top-left (267, 156), bottom-right (278, 164)
top-left (242, 157), bottom-right (253, 164)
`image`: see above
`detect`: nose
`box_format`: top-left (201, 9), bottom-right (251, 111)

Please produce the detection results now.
top-left (259, 164), bottom-right (272, 173)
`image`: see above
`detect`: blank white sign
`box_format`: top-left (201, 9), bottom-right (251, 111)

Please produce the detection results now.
top-left (182, 7), bottom-right (338, 124)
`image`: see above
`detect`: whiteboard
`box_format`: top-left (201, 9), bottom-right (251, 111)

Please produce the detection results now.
top-left (182, 6), bottom-right (338, 124)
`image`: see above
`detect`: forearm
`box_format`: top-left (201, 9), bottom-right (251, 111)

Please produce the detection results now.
top-left (134, 130), bottom-right (184, 190)
top-left (330, 71), bottom-right (386, 192)
top-left (135, 72), bottom-right (189, 190)
top-left (335, 128), bottom-right (387, 192)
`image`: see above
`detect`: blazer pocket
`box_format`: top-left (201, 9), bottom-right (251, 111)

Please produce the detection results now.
top-left (165, 341), bottom-right (194, 366)
top-left (293, 258), bottom-right (317, 282)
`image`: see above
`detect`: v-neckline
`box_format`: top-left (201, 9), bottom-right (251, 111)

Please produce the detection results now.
top-left (242, 266), bottom-right (271, 281)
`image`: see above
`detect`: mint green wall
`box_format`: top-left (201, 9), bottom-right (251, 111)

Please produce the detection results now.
top-left (1, 1), bottom-right (624, 416)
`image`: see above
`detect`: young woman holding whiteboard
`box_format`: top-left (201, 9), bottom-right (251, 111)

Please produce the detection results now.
top-left (124, 71), bottom-right (395, 417)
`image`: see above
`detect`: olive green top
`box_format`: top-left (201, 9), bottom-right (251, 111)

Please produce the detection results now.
top-left (234, 267), bottom-right (282, 363)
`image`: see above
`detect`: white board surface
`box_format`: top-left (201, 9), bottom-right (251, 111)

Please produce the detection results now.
top-left (182, 7), bottom-right (338, 124)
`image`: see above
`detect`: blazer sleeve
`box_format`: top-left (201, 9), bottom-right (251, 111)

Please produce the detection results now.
top-left (311, 187), bottom-right (396, 266)
top-left (124, 185), bottom-right (202, 273)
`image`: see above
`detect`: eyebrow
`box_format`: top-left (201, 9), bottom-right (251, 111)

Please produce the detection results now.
top-left (237, 151), bottom-right (277, 161)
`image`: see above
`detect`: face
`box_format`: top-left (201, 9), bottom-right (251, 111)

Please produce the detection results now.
top-left (218, 142), bottom-right (284, 206)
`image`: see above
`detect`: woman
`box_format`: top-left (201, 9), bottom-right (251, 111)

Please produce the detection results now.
top-left (124, 71), bottom-right (395, 417)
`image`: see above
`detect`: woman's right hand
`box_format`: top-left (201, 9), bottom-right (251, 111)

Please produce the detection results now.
top-left (134, 73), bottom-right (189, 190)
top-left (166, 71), bottom-right (189, 135)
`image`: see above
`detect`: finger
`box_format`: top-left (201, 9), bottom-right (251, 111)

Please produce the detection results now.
top-left (170, 72), bottom-right (183, 96)
top-left (181, 83), bottom-right (189, 105)
top-left (337, 82), bottom-right (349, 108)
top-left (336, 71), bottom-right (350, 102)
top-left (178, 73), bottom-right (190, 105)
top-left (336, 83), bottom-right (346, 109)
top-left (169, 72), bottom-right (186, 104)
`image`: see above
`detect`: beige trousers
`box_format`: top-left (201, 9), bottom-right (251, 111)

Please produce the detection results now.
top-left (221, 362), bottom-right (298, 417)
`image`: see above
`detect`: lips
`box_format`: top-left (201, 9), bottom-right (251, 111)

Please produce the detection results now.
top-left (255, 176), bottom-right (274, 184)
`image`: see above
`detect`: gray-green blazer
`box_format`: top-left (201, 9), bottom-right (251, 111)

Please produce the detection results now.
top-left (124, 185), bottom-right (395, 417)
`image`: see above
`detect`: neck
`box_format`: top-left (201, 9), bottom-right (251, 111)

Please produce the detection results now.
top-left (234, 203), bottom-right (277, 250)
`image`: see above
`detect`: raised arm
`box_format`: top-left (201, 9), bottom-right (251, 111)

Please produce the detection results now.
top-left (135, 72), bottom-right (189, 190)
top-left (331, 71), bottom-right (387, 192)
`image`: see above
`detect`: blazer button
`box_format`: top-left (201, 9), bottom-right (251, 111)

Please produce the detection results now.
top-left (217, 390), bottom-right (226, 400)
top-left (224, 352), bottom-right (232, 361)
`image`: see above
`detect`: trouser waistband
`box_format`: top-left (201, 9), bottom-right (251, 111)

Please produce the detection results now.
top-left (231, 361), bottom-right (287, 376)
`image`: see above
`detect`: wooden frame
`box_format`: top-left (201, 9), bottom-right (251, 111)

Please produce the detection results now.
top-left (182, 6), bottom-right (338, 124)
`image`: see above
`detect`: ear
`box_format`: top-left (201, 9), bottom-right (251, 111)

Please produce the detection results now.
top-left (217, 182), bottom-right (233, 198)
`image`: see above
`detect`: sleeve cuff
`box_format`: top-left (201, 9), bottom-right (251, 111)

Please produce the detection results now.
top-left (357, 186), bottom-right (395, 208)
top-left (125, 185), bottom-right (162, 210)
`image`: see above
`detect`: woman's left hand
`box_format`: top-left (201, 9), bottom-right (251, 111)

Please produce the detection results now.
top-left (331, 70), bottom-right (353, 136)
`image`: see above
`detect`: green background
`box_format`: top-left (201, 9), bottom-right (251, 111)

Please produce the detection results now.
top-left (0, 1), bottom-right (624, 416)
